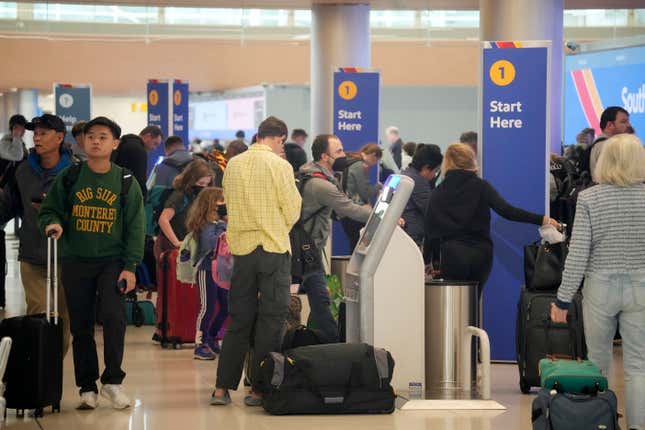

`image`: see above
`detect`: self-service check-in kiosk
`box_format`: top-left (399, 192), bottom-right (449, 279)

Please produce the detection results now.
top-left (344, 175), bottom-right (426, 392)
top-left (343, 175), bottom-right (492, 401)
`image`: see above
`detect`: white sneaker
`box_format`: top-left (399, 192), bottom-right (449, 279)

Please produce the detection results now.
top-left (100, 384), bottom-right (131, 409)
top-left (78, 391), bottom-right (98, 410)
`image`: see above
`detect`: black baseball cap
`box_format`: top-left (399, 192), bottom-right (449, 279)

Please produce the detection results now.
top-left (83, 116), bottom-right (121, 139)
top-left (25, 114), bottom-right (66, 133)
top-left (9, 114), bottom-right (27, 130)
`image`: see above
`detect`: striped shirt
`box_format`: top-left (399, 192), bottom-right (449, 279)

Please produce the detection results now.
top-left (557, 183), bottom-right (645, 305)
top-left (222, 144), bottom-right (301, 256)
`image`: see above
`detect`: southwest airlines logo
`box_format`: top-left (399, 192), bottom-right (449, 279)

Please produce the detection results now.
top-left (571, 69), bottom-right (604, 135)
top-left (622, 84), bottom-right (645, 114)
top-left (572, 68), bottom-right (644, 134)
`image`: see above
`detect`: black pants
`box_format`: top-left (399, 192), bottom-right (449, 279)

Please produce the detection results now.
top-left (340, 218), bottom-right (364, 252)
top-left (0, 229), bottom-right (5, 308)
top-left (440, 239), bottom-right (493, 297)
top-left (216, 247), bottom-right (290, 391)
top-left (62, 260), bottom-right (126, 394)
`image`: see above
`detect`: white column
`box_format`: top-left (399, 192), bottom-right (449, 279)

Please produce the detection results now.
top-left (310, 3), bottom-right (370, 147)
top-left (480, 0), bottom-right (564, 154)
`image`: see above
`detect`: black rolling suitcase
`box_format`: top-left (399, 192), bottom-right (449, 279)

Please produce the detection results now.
top-left (258, 343), bottom-right (396, 415)
top-left (0, 236), bottom-right (63, 417)
top-left (516, 286), bottom-right (586, 394)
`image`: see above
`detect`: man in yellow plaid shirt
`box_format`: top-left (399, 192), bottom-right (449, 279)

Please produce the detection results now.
top-left (212, 116), bottom-right (301, 407)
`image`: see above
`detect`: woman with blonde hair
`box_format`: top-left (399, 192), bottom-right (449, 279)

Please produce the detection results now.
top-left (552, 134), bottom-right (645, 430)
top-left (425, 143), bottom-right (558, 296)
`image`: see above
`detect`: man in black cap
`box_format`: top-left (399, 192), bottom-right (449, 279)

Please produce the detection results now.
top-left (0, 113), bottom-right (72, 346)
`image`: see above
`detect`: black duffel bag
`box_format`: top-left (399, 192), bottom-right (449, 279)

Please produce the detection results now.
top-left (257, 343), bottom-right (396, 415)
top-left (524, 240), bottom-right (567, 291)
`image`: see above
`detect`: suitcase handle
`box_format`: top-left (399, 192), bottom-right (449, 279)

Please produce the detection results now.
top-left (46, 235), bottom-right (59, 325)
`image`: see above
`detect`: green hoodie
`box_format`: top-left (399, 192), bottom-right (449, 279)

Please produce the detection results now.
top-left (38, 162), bottom-right (145, 272)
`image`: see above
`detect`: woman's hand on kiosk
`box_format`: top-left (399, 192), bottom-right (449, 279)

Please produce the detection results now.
top-left (397, 218), bottom-right (406, 227)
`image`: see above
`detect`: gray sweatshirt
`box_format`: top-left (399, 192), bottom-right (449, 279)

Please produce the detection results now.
top-left (299, 162), bottom-right (371, 250)
top-left (0, 134), bottom-right (27, 162)
top-left (557, 183), bottom-right (645, 308)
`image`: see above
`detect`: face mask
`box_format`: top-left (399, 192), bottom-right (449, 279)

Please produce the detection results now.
top-left (217, 204), bottom-right (227, 218)
top-left (332, 156), bottom-right (349, 172)
top-left (192, 185), bottom-right (205, 195)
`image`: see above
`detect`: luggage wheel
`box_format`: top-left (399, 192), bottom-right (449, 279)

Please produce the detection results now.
top-left (34, 408), bottom-right (43, 418)
top-left (173, 343), bottom-right (181, 350)
top-left (53, 403), bottom-right (61, 413)
top-left (519, 378), bottom-right (531, 394)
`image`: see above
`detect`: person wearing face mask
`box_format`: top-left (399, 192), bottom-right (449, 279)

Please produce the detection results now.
top-left (297, 134), bottom-right (372, 343)
top-left (185, 187), bottom-right (229, 360)
top-left (400, 144), bottom-right (443, 247)
top-left (154, 159), bottom-right (215, 260)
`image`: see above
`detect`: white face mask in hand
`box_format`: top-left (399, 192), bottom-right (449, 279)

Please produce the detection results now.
top-left (539, 224), bottom-right (565, 244)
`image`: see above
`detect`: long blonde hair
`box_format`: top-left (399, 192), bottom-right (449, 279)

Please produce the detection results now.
top-left (441, 143), bottom-right (478, 173)
top-left (185, 187), bottom-right (224, 234)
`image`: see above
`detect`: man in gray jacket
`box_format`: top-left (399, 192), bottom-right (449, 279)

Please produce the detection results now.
top-left (298, 134), bottom-right (371, 342)
top-left (0, 114), bottom-right (72, 355)
top-left (146, 135), bottom-right (193, 189)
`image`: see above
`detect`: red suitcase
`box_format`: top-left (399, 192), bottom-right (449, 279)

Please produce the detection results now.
top-left (156, 249), bottom-right (200, 349)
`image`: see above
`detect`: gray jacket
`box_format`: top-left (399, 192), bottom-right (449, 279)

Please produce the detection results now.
top-left (345, 160), bottom-right (380, 206)
top-left (0, 150), bottom-right (73, 265)
top-left (147, 150), bottom-right (193, 189)
top-left (0, 134), bottom-right (27, 162)
top-left (299, 162), bottom-right (371, 250)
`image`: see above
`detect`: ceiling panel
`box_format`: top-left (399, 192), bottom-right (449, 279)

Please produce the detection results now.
top-left (12, 0), bottom-right (644, 10)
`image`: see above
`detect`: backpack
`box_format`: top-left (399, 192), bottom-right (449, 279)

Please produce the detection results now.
top-left (211, 230), bottom-right (233, 289)
top-left (145, 158), bottom-right (192, 236)
top-left (290, 171), bottom-right (330, 283)
top-left (144, 186), bottom-right (176, 236)
top-left (63, 162), bottom-right (133, 212)
top-left (176, 231), bottom-right (199, 284)
top-left (340, 154), bottom-right (363, 193)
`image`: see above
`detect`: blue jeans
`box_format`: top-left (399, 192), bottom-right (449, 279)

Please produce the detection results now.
top-left (299, 270), bottom-right (338, 343)
top-left (582, 271), bottom-right (645, 430)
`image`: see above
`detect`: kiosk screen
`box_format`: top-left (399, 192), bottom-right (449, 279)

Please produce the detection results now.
top-left (356, 175), bottom-right (400, 251)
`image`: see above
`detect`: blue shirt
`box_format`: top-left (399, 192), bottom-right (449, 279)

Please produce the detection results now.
top-left (197, 221), bottom-right (227, 270)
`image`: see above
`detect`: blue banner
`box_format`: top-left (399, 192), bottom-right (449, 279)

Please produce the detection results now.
top-left (147, 80), bottom-right (169, 173)
top-left (172, 81), bottom-right (189, 147)
top-left (481, 44), bottom-right (549, 360)
top-left (332, 69), bottom-right (380, 256)
top-left (54, 84), bottom-right (91, 143)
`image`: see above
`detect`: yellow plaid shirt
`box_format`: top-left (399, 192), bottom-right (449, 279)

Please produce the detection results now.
top-left (222, 144), bottom-right (302, 256)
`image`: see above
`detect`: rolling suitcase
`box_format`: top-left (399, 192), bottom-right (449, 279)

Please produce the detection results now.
top-left (516, 286), bottom-right (586, 394)
top-left (258, 343), bottom-right (396, 415)
top-left (531, 388), bottom-right (619, 430)
top-left (156, 249), bottom-right (200, 349)
top-left (0, 236), bottom-right (63, 417)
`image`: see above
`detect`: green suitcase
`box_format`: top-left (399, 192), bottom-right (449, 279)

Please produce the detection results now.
top-left (126, 300), bottom-right (156, 327)
top-left (539, 357), bottom-right (608, 394)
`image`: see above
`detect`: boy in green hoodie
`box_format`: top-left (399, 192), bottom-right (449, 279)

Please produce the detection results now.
top-left (39, 116), bottom-right (145, 411)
